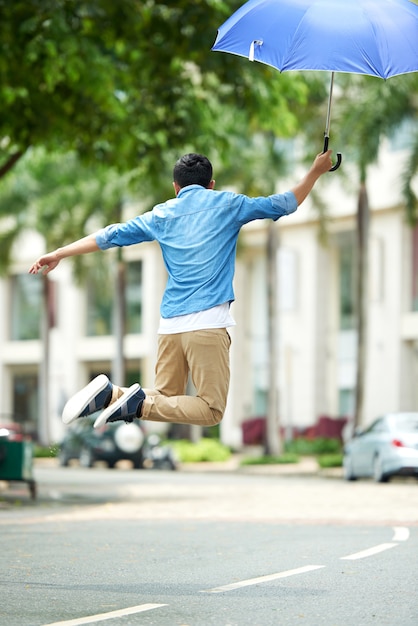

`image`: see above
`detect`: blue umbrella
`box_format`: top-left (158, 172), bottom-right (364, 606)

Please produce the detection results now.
top-left (212, 0), bottom-right (418, 171)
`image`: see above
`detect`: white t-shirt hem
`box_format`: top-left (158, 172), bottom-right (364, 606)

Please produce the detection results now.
top-left (158, 302), bottom-right (236, 334)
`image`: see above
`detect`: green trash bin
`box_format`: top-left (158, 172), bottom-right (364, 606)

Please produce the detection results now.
top-left (0, 439), bottom-right (36, 499)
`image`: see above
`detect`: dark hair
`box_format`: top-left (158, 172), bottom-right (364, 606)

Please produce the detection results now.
top-left (173, 153), bottom-right (213, 189)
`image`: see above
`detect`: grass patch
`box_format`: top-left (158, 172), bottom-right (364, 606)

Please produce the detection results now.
top-left (169, 438), bottom-right (231, 463)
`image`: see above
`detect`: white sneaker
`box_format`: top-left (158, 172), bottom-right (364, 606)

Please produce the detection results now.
top-left (62, 375), bottom-right (112, 425)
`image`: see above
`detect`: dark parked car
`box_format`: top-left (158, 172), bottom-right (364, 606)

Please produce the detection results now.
top-left (59, 417), bottom-right (177, 470)
top-left (343, 412), bottom-right (418, 482)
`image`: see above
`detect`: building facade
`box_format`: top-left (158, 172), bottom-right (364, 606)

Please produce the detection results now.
top-left (232, 138), bottom-right (418, 445)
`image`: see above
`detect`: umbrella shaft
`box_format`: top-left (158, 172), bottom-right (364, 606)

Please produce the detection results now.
top-left (324, 72), bottom-right (335, 138)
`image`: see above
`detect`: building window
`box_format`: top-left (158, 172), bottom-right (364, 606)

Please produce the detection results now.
top-left (389, 118), bottom-right (417, 152)
top-left (412, 225), bottom-right (418, 312)
top-left (339, 234), bottom-right (357, 330)
top-left (13, 373), bottom-right (39, 438)
top-left (369, 237), bottom-right (384, 303)
top-left (338, 388), bottom-right (355, 417)
top-left (86, 265), bottom-right (113, 336)
top-left (86, 260), bottom-right (143, 337)
top-left (10, 274), bottom-right (42, 340)
top-left (126, 261), bottom-right (142, 334)
top-left (278, 248), bottom-right (298, 312)
top-left (89, 364), bottom-right (141, 389)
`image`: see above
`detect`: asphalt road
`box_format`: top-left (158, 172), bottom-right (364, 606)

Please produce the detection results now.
top-left (1, 464), bottom-right (417, 626)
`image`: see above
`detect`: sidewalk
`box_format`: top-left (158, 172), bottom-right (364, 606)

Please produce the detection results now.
top-left (33, 454), bottom-right (343, 479)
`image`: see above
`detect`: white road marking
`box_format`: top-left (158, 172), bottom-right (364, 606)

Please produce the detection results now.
top-left (42, 603), bottom-right (167, 626)
top-left (202, 565), bottom-right (325, 594)
top-left (392, 526), bottom-right (410, 542)
top-left (341, 543), bottom-right (397, 561)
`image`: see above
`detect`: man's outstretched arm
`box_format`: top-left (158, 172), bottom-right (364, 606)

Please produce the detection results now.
top-left (291, 150), bottom-right (332, 206)
top-left (29, 233), bottom-right (100, 275)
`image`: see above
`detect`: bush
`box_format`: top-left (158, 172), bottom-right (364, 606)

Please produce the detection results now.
top-left (285, 437), bottom-right (342, 456)
top-left (33, 444), bottom-right (58, 458)
top-left (240, 453), bottom-right (299, 466)
top-left (317, 453), bottom-right (343, 468)
top-left (239, 438), bottom-right (342, 467)
top-left (170, 438), bottom-right (231, 463)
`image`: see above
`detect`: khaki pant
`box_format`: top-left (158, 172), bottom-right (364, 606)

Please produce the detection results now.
top-left (141, 328), bottom-right (231, 426)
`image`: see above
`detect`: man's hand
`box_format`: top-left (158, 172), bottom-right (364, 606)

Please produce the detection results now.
top-left (29, 252), bottom-right (60, 275)
top-left (312, 150), bottom-right (333, 175)
top-left (28, 234), bottom-right (100, 275)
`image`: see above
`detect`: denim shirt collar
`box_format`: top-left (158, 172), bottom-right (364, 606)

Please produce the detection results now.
top-left (177, 184), bottom-right (206, 198)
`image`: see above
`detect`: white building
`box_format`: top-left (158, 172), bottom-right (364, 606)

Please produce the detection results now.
top-left (0, 140), bottom-right (417, 446)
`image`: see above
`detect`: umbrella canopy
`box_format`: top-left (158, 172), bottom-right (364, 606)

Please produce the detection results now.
top-left (212, 0), bottom-right (418, 78)
top-left (212, 0), bottom-right (418, 170)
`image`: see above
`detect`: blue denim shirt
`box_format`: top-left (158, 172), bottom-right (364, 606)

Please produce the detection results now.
top-left (96, 185), bottom-right (297, 318)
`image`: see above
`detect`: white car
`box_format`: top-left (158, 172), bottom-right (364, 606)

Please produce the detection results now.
top-left (343, 412), bottom-right (418, 482)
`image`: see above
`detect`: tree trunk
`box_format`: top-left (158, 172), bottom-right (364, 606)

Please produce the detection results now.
top-left (39, 275), bottom-right (54, 445)
top-left (265, 222), bottom-right (282, 456)
top-left (354, 182), bottom-right (370, 430)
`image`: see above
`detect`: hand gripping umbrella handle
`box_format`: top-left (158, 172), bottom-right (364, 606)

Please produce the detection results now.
top-left (323, 135), bottom-right (342, 172)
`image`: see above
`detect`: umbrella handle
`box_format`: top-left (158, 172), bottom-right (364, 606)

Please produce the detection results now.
top-left (323, 135), bottom-right (342, 172)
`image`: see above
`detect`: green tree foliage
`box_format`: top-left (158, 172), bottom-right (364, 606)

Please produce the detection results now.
top-left (0, 1), bottom-right (324, 277)
top-left (0, 147), bottom-right (139, 275)
top-left (0, 0), bottom-right (312, 184)
top-left (337, 74), bottom-right (418, 182)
